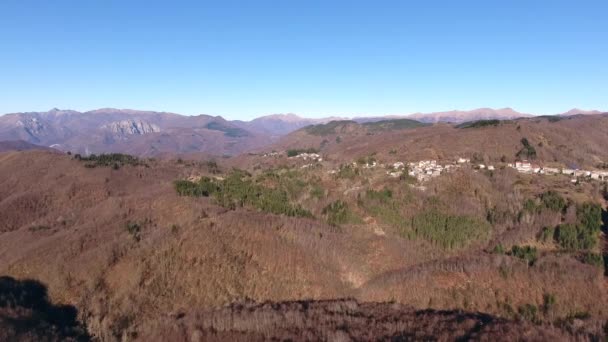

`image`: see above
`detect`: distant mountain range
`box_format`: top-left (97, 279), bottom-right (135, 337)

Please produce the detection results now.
top-left (0, 108), bottom-right (268, 156)
top-left (0, 107), bottom-right (603, 156)
top-left (401, 107), bottom-right (531, 123)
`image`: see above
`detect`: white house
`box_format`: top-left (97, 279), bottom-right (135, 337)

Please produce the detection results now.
top-left (515, 161), bottom-right (534, 173)
top-left (574, 170), bottom-right (587, 177)
top-left (294, 153), bottom-right (322, 161)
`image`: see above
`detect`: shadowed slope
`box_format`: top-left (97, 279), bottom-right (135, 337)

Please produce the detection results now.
top-left (137, 299), bottom-right (597, 341)
top-left (0, 276), bottom-right (90, 341)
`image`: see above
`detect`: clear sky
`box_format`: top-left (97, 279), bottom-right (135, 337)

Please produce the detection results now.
top-left (1, 0), bottom-right (606, 120)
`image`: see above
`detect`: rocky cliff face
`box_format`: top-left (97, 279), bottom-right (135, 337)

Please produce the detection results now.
top-left (15, 117), bottom-right (46, 136)
top-left (102, 119), bottom-right (160, 136)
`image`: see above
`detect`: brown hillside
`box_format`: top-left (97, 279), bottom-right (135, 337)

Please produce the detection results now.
top-left (0, 149), bottom-right (606, 339)
top-left (273, 114), bottom-right (608, 169)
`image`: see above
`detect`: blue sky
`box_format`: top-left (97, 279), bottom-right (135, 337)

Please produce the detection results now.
top-left (0, 0), bottom-right (606, 120)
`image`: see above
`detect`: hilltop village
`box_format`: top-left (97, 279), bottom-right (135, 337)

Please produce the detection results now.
top-left (277, 150), bottom-right (608, 184)
top-left (508, 160), bottom-right (608, 182)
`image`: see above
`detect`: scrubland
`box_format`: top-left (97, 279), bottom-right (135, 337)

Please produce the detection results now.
top-left (1, 114), bottom-right (607, 341)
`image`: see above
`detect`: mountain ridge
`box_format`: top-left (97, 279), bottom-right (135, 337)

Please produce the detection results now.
top-left (3, 106), bottom-right (604, 121)
top-left (1, 107), bottom-right (604, 156)
top-left (0, 108), bottom-right (266, 156)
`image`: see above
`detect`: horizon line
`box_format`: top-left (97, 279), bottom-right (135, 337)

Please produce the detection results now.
top-left (0, 106), bottom-right (605, 121)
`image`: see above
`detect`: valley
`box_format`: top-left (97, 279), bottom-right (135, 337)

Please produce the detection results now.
top-left (3, 1), bottom-right (607, 339)
top-left (0, 112), bottom-right (607, 340)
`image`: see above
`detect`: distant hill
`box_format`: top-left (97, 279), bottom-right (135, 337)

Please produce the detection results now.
top-left (560, 108), bottom-right (604, 116)
top-left (303, 120), bottom-right (359, 136)
top-left (274, 113), bottom-right (608, 169)
top-left (0, 140), bottom-right (57, 153)
top-left (236, 113), bottom-right (346, 136)
top-left (299, 118), bottom-right (428, 137)
top-left (362, 118), bottom-right (430, 131)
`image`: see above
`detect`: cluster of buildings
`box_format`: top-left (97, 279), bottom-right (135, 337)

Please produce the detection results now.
top-left (293, 152), bottom-right (323, 162)
top-left (475, 164), bottom-right (495, 171)
top-left (406, 160), bottom-right (455, 182)
top-left (278, 149), bottom-right (608, 185)
top-left (360, 160), bottom-right (378, 169)
top-left (262, 151), bottom-right (323, 162)
top-left (386, 162), bottom-right (408, 178)
top-left (301, 163), bottom-right (320, 169)
top-left (262, 152), bottom-right (280, 157)
top-left (509, 160), bottom-right (608, 182)
top-left (386, 157), bottom-right (503, 182)
top-left (390, 157), bottom-right (608, 184)
top-left (386, 158), bottom-right (472, 182)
